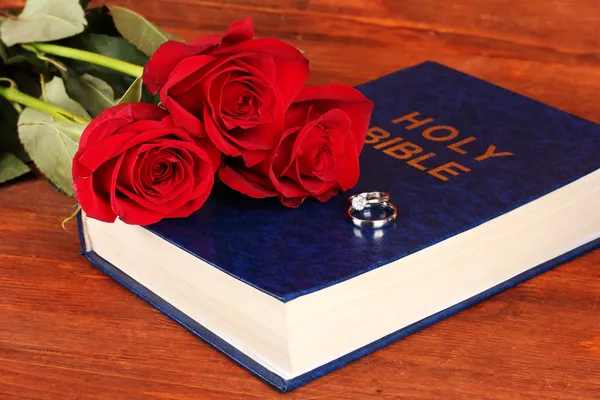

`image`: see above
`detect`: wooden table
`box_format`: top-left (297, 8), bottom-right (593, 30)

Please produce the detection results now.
top-left (1, 1), bottom-right (599, 398)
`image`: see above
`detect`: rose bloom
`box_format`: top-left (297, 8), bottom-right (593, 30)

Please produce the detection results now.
top-left (72, 103), bottom-right (221, 226)
top-left (219, 84), bottom-right (374, 207)
top-left (143, 17), bottom-right (309, 166)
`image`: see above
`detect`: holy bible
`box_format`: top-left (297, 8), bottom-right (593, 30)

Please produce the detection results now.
top-left (78, 61), bottom-right (600, 391)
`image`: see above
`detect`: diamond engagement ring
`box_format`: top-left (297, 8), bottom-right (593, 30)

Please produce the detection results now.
top-left (347, 192), bottom-right (397, 229)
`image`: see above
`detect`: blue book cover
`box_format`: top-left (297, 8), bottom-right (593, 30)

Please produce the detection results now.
top-left (79, 61), bottom-right (600, 391)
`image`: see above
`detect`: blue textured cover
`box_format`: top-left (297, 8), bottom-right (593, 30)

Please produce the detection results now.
top-left (143, 61), bottom-right (600, 302)
top-left (78, 61), bottom-right (600, 391)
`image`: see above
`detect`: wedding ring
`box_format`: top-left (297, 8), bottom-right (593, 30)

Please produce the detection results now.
top-left (348, 191), bottom-right (390, 210)
top-left (347, 192), bottom-right (397, 229)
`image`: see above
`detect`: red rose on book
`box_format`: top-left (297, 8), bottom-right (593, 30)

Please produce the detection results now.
top-left (143, 17), bottom-right (309, 166)
top-left (219, 85), bottom-right (374, 207)
top-left (72, 103), bottom-right (221, 226)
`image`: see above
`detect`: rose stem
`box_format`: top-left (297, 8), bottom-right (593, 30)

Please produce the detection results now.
top-left (23, 43), bottom-right (145, 78)
top-left (0, 86), bottom-right (90, 125)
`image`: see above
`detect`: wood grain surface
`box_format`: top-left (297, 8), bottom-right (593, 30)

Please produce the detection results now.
top-left (1, 0), bottom-right (599, 399)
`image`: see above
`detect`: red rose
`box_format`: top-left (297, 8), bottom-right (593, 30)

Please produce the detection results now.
top-left (142, 17), bottom-right (309, 166)
top-left (72, 103), bottom-right (221, 226)
top-left (219, 84), bottom-right (374, 207)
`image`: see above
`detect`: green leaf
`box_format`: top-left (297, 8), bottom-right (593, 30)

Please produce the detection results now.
top-left (33, 120), bottom-right (86, 142)
top-left (63, 33), bottom-right (149, 98)
top-left (0, 96), bottom-right (29, 161)
top-left (5, 53), bottom-right (48, 71)
top-left (18, 110), bottom-right (85, 196)
top-left (83, 6), bottom-right (119, 37)
top-left (0, 152), bottom-right (30, 184)
top-left (69, 33), bottom-right (150, 65)
top-left (81, 74), bottom-right (115, 102)
top-left (17, 76), bottom-right (89, 196)
top-left (0, 0), bottom-right (87, 47)
top-left (63, 70), bottom-right (114, 117)
top-left (44, 76), bottom-right (90, 119)
top-left (117, 76), bottom-right (142, 105)
top-left (108, 5), bottom-right (184, 57)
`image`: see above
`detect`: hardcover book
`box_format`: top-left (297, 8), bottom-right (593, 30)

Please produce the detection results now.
top-left (78, 61), bottom-right (600, 392)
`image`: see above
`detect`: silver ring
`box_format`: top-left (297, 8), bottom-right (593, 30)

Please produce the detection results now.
top-left (347, 192), bottom-right (397, 229)
top-left (348, 191), bottom-right (390, 209)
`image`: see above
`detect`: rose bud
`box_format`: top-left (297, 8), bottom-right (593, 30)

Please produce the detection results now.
top-left (219, 84), bottom-right (374, 207)
top-left (72, 103), bottom-right (221, 226)
top-left (142, 17), bottom-right (309, 166)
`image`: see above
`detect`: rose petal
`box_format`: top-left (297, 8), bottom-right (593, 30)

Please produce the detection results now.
top-left (143, 41), bottom-right (218, 94)
top-left (318, 109), bottom-right (352, 137)
top-left (114, 119), bottom-right (163, 135)
top-left (297, 173), bottom-right (330, 195)
top-left (221, 16), bottom-right (254, 45)
top-left (293, 85), bottom-right (374, 151)
top-left (113, 195), bottom-right (165, 226)
top-left (283, 119), bottom-right (320, 175)
top-left (287, 156), bottom-right (330, 196)
top-left (232, 53), bottom-right (276, 85)
top-left (239, 148), bottom-right (271, 167)
top-left (72, 159), bottom-right (117, 222)
top-left (219, 163), bottom-right (278, 198)
top-left (315, 187), bottom-right (339, 203)
top-left (144, 17), bottom-right (254, 95)
top-left (215, 38), bottom-right (309, 108)
top-left (116, 145), bottom-right (140, 192)
top-left (165, 55), bottom-right (216, 94)
top-left (337, 135), bottom-right (360, 190)
top-left (161, 93), bottom-right (207, 137)
top-left (190, 34), bottom-right (222, 47)
top-left (268, 169), bottom-right (306, 198)
top-left (203, 106), bottom-right (240, 157)
top-left (78, 132), bottom-right (139, 171)
top-left (222, 123), bottom-right (279, 151)
top-left (115, 160), bottom-right (196, 224)
top-left (192, 138), bottom-right (222, 172)
top-left (278, 194), bottom-right (308, 208)
top-left (79, 103), bottom-right (166, 149)
top-left (164, 198), bottom-right (207, 218)
top-left (284, 103), bottom-right (311, 130)
top-left (271, 127), bottom-right (301, 177)
top-left (163, 183), bottom-right (212, 218)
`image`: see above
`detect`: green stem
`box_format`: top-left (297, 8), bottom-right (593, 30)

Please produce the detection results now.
top-left (25, 43), bottom-right (144, 78)
top-left (0, 86), bottom-right (90, 124)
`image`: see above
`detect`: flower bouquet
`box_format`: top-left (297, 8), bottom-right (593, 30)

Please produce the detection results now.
top-left (0, 0), bottom-right (373, 225)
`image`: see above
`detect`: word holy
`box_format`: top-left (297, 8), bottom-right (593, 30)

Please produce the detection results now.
top-left (366, 112), bottom-right (513, 181)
